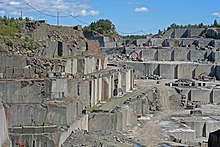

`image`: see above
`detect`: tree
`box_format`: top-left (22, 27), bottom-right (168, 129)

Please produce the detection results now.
top-left (198, 23), bottom-right (204, 28)
top-left (158, 29), bottom-right (162, 34)
top-left (213, 19), bottom-right (219, 27)
top-left (170, 23), bottom-right (177, 29)
top-left (83, 19), bottom-right (116, 35)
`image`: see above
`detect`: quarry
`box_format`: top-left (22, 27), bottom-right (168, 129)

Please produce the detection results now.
top-left (1, 19), bottom-right (220, 147)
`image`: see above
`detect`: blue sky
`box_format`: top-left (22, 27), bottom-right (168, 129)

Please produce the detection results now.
top-left (0, 0), bottom-right (220, 35)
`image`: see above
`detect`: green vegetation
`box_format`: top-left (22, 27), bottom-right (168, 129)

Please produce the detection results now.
top-left (83, 19), bottom-right (116, 35)
top-left (0, 16), bottom-right (39, 50)
top-left (86, 105), bottom-right (97, 112)
top-left (0, 16), bottom-right (23, 31)
top-left (0, 25), bottom-right (21, 37)
top-left (167, 19), bottom-right (220, 30)
top-left (122, 35), bottom-right (146, 40)
top-left (20, 38), bottom-right (39, 51)
top-left (84, 19), bottom-right (146, 41)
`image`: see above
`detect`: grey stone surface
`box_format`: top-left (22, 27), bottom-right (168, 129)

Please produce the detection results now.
top-left (212, 51), bottom-right (220, 64)
top-left (77, 58), bottom-right (85, 74)
top-left (10, 133), bottom-right (57, 147)
top-left (180, 38), bottom-right (197, 47)
top-left (168, 129), bottom-right (196, 142)
top-left (213, 40), bottom-right (220, 48)
top-left (0, 102), bottom-right (10, 147)
top-left (0, 81), bottom-right (43, 104)
top-left (88, 113), bottom-right (116, 131)
top-left (189, 89), bottom-right (211, 103)
top-left (142, 49), bottom-right (157, 61)
top-left (189, 49), bottom-right (206, 61)
top-left (159, 64), bottom-right (176, 79)
top-left (134, 39), bottom-right (148, 47)
top-left (125, 62), bottom-right (145, 76)
top-left (162, 29), bottom-right (174, 38)
top-left (51, 79), bottom-right (68, 99)
top-left (194, 64), bottom-right (214, 78)
top-left (0, 73), bottom-right (3, 79)
top-left (211, 89), bottom-right (220, 104)
top-left (166, 39), bottom-right (180, 47)
top-left (11, 104), bottom-right (47, 126)
top-left (5, 55), bottom-right (26, 68)
top-left (0, 56), bottom-right (6, 67)
top-left (46, 101), bottom-right (76, 125)
top-left (198, 38), bottom-right (213, 47)
top-left (22, 68), bottom-right (30, 78)
top-left (150, 38), bottom-right (164, 47)
top-left (206, 28), bottom-right (220, 39)
top-left (88, 107), bottom-right (137, 132)
top-left (189, 28), bottom-right (205, 37)
top-left (13, 68), bottom-right (23, 78)
top-left (4, 68), bottom-right (12, 79)
top-left (215, 65), bottom-right (220, 80)
top-left (174, 29), bottom-right (189, 38)
top-left (176, 64), bottom-right (195, 79)
top-left (157, 48), bottom-right (173, 61)
top-left (173, 48), bottom-right (190, 61)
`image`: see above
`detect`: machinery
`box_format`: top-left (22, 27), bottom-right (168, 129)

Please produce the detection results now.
top-left (129, 50), bottom-right (144, 62)
top-left (195, 72), bottom-right (211, 81)
top-left (15, 142), bottom-right (26, 147)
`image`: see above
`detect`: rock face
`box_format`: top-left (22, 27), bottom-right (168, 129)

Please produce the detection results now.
top-left (0, 102), bottom-right (10, 147)
top-left (21, 21), bottom-right (106, 58)
top-left (208, 129), bottom-right (220, 147)
top-left (0, 20), bottom-right (137, 147)
top-left (206, 28), bottom-right (220, 39)
top-left (0, 34), bottom-right (135, 147)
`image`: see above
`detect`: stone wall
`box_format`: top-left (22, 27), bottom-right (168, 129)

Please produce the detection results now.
top-left (124, 61), bottom-right (219, 79)
top-left (147, 38), bottom-right (218, 48)
top-left (88, 105), bottom-right (137, 132)
top-left (127, 48), bottom-right (220, 63)
top-left (47, 67), bottom-right (134, 107)
top-left (0, 102), bottom-right (10, 147)
top-left (162, 28), bottom-right (205, 38)
top-left (178, 87), bottom-right (220, 104)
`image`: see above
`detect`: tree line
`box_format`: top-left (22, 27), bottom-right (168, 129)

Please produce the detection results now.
top-left (167, 19), bottom-right (220, 30)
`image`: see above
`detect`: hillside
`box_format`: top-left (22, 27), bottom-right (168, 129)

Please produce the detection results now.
top-left (83, 19), bottom-right (123, 42)
top-left (0, 16), bottom-right (39, 55)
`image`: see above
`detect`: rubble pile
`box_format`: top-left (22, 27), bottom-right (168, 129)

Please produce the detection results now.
top-left (135, 74), bottom-right (162, 80)
top-left (47, 25), bottom-right (87, 50)
top-left (166, 79), bottom-right (195, 87)
top-left (62, 129), bottom-right (137, 147)
top-left (108, 54), bottom-right (129, 61)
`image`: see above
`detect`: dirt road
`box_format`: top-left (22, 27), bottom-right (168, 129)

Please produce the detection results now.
top-left (132, 86), bottom-right (181, 147)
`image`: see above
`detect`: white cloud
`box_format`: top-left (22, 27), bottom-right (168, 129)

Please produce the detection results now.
top-left (0, 0), bottom-right (100, 17)
top-left (9, 1), bottom-right (21, 5)
top-left (88, 10), bottom-right (99, 16)
top-left (134, 7), bottom-right (150, 13)
top-left (0, 11), bottom-right (5, 14)
top-left (211, 12), bottom-right (220, 18)
top-left (73, 9), bottom-right (99, 16)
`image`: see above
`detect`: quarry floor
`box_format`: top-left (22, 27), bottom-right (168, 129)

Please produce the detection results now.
top-left (66, 79), bottom-right (219, 146)
top-left (129, 80), bottom-right (183, 147)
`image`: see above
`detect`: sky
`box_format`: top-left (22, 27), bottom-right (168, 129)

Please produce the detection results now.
top-left (0, 0), bottom-right (220, 35)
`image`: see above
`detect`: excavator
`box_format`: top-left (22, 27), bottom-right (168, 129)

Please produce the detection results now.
top-left (129, 50), bottom-right (144, 62)
top-left (194, 72), bottom-right (211, 81)
top-left (16, 142), bottom-right (26, 147)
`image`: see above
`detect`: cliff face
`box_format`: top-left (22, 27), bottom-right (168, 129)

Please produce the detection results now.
top-left (0, 102), bottom-right (10, 147)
